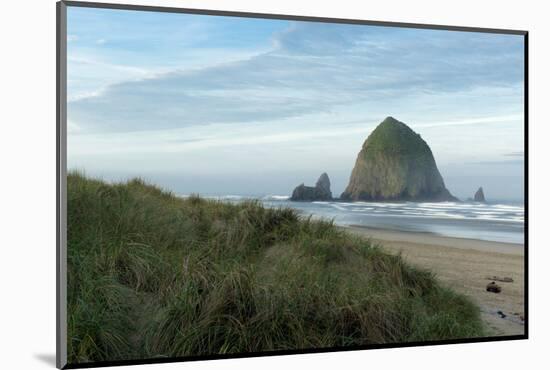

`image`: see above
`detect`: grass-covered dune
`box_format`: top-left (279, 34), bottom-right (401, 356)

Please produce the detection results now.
top-left (67, 172), bottom-right (484, 364)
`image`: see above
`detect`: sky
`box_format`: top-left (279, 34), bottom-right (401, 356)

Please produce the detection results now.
top-left (66, 6), bottom-right (525, 201)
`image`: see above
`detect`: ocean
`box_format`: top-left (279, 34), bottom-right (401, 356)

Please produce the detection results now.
top-left (190, 195), bottom-right (525, 245)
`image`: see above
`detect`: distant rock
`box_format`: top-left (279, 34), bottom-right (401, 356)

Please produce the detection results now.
top-left (291, 173), bottom-right (332, 201)
top-left (341, 117), bottom-right (457, 202)
top-left (316, 173), bottom-right (331, 195)
top-left (486, 281), bottom-right (502, 293)
top-left (290, 184), bottom-right (316, 201)
top-left (474, 187), bottom-right (486, 202)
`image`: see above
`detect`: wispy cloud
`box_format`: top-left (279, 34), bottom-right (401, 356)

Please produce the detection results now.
top-left (504, 151), bottom-right (524, 157)
top-left (68, 21), bottom-right (524, 133)
top-left (467, 159), bottom-right (524, 165)
top-left (416, 114), bottom-right (524, 128)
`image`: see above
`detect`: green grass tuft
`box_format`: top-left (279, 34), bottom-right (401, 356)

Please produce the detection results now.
top-left (67, 171), bottom-right (484, 364)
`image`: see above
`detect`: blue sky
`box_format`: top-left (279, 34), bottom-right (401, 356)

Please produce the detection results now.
top-left (67, 6), bottom-right (525, 200)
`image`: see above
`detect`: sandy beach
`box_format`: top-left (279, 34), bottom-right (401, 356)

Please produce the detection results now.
top-left (344, 225), bottom-right (525, 337)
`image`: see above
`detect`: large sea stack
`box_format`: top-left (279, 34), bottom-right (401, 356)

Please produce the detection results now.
top-left (341, 117), bottom-right (457, 202)
top-left (291, 173), bottom-right (332, 201)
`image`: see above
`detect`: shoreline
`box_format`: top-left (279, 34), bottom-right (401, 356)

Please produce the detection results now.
top-left (342, 225), bottom-right (525, 337)
top-left (346, 225), bottom-right (524, 256)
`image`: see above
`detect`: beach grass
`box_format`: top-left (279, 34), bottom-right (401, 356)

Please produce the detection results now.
top-left (67, 171), bottom-right (484, 364)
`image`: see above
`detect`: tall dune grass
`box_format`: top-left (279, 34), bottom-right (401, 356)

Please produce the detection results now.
top-left (67, 171), bottom-right (484, 364)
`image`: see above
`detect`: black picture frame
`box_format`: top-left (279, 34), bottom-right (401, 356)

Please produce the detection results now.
top-left (56, 1), bottom-right (529, 368)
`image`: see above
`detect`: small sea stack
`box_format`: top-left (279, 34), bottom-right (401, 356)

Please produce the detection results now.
top-left (474, 187), bottom-right (486, 202)
top-left (291, 173), bottom-right (332, 201)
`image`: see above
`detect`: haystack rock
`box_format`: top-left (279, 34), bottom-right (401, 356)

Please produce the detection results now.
top-left (291, 173), bottom-right (332, 201)
top-left (474, 187), bottom-right (486, 202)
top-left (341, 117), bottom-right (457, 202)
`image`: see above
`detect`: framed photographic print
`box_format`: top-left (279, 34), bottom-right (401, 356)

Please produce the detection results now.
top-left (56, 1), bottom-right (528, 368)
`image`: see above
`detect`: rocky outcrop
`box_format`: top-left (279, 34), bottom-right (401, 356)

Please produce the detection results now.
top-left (474, 187), bottom-right (486, 202)
top-left (291, 173), bottom-right (332, 201)
top-left (341, 117), bottom-right (457, 202)
top-left (315, 173), bottom-right (331, 196)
